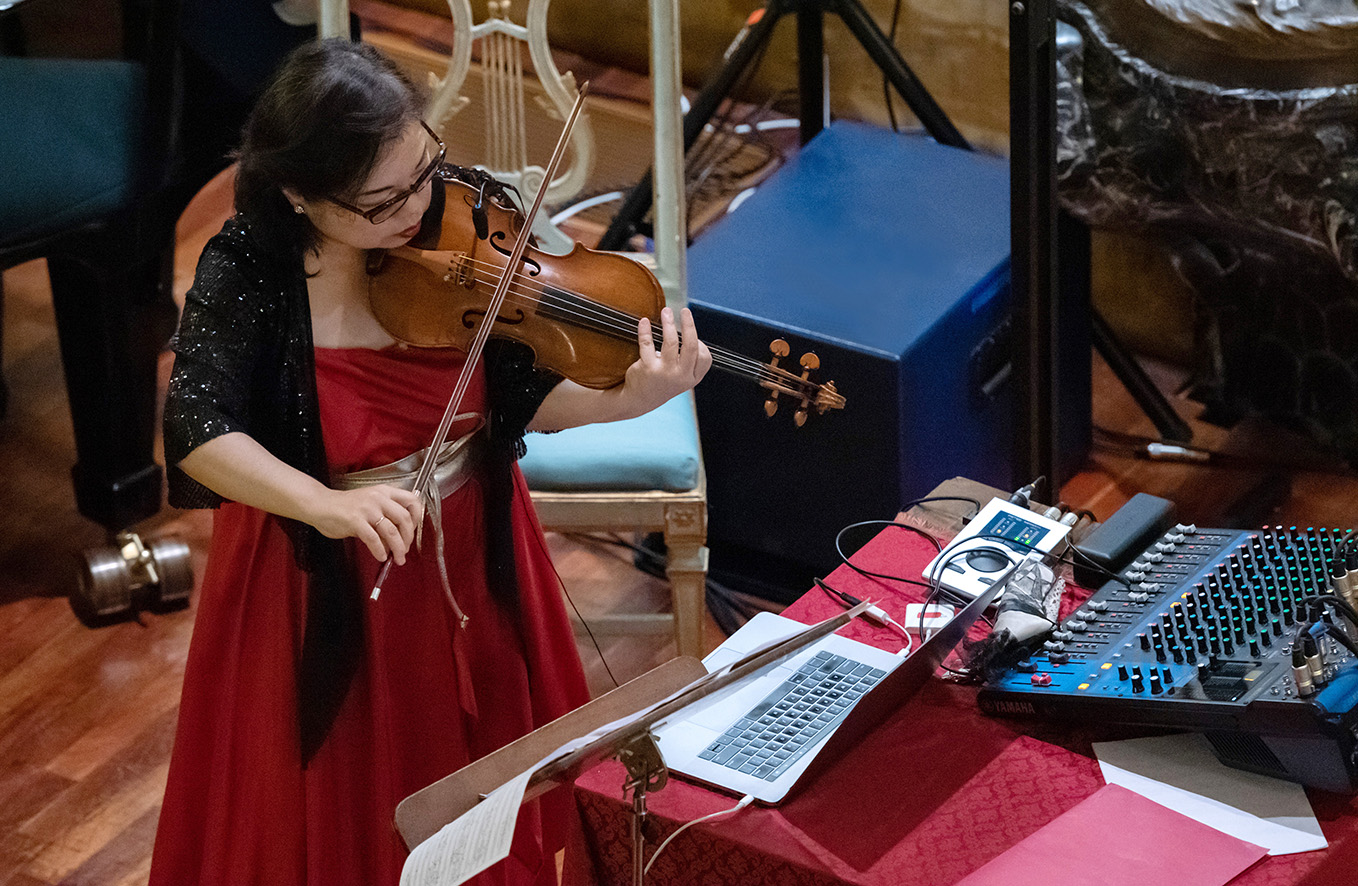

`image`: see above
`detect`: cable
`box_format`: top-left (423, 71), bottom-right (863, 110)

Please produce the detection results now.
top-left (814, 577), bottom-right (913, 655)
top-left (643, 793), bottom-right (755, 876)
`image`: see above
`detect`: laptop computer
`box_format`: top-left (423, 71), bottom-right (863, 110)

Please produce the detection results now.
top-left (652, 569), bottom-right (1011, 804)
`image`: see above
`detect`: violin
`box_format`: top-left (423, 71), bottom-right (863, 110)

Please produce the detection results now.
top-left (367, 172), bottom-right (846, 425)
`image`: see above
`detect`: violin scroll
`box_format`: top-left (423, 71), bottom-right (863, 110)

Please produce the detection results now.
top-left (761, 339), bottom-right (846, 426)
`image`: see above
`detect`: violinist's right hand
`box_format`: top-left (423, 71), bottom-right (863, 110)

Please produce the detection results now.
top-left (306, 485), bottom-right (424, 565)
top-left (177, 431), bottom-right (424, 564)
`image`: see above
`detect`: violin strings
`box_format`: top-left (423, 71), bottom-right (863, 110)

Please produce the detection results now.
top-left (460, 264), bottom-right (799, 390)
top-left (440, 255), bottom-right (824, 393)
top-left (433, 256), bottom-right (783, 380)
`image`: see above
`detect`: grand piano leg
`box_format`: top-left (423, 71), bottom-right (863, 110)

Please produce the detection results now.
top-left (45, 241), bottom-right (175, 533)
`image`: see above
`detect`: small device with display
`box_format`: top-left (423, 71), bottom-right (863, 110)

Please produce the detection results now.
top-left (922, 498), bottom-right (1071, 599)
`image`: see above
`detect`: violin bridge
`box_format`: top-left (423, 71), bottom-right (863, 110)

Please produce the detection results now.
top-left (443, 253), bottom-right (477, 289)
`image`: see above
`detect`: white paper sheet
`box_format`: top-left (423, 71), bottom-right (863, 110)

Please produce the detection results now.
top-left (1092, 733), bottom-right (1327, 855)
top-left (399, 769), bottom-right (533, 886)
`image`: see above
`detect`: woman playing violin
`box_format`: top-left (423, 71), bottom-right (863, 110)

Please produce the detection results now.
top-left (149, 38), bottom-right (711, 886)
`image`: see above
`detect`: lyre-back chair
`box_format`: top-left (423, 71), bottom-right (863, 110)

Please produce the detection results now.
top-left (321, 0), bottom-right (711, 660)
top-left (426, 0), bottom-right (594, 255)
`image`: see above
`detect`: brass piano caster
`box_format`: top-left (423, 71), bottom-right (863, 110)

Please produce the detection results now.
top-left (72, 531), bottom-right (194, 624)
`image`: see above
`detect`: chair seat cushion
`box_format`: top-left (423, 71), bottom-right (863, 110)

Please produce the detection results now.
top-left (518, 391), bottom-right (701, 492)
top-left (0, 58), bottom-right (145, 246)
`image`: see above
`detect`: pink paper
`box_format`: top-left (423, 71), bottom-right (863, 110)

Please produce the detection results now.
top-left (954, 783), bottom-right (1268, 886)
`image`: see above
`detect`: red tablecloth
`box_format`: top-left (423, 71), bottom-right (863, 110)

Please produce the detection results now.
top-left (563, 525), bottom-right (1358, 885)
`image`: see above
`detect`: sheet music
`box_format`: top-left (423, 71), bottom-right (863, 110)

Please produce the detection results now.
top-left (399, 769), bottom-right (533, 886)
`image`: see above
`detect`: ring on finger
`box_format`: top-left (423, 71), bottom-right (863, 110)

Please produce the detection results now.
top-left (373, 515), bottom-right (389, 530)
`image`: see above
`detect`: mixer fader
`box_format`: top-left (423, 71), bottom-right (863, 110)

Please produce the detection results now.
top-left (978, 522), bottom-right (1358, 791)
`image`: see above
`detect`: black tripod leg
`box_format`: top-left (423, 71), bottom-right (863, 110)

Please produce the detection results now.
top-left (597, 1), bottom-right (789, 250)
top-left (797, 5), bottom-right (826, 143)
top-left (1091, 308), bottom-right (1193, 444)
top-left (830, 0), bottom-right (970, 149)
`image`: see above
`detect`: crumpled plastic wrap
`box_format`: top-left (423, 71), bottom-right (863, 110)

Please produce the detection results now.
top-left (1056, 1), bottom-right (1358, 458)
top-left (960, 558), bottom-right (1065, 683)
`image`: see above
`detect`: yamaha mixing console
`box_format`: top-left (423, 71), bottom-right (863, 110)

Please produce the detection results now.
top-left (978, 522), bottom-right (1358, 791)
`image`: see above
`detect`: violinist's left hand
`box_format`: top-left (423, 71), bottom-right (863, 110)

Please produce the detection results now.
top-left (624, 306), bottom-right (713, 412)
top-left (526, 306), bottom-right (713, 431)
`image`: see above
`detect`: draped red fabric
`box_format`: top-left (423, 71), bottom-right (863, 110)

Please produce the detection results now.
top-left (150, 345), bottom-right (590, 886)
top-left (565, 524), bottom-right (1358, 885)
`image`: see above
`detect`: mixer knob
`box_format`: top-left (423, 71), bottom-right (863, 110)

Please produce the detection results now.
top-left (1043, 640), bottom-right (1065, 653)
top-left (1148, 670), bottom-right (1162, 694)
top-left (1138, 633), bottom-right (1151, 651)
top-left (1155, 542), bottom-right (1175, 553)
top-left (1075, 608), bottom-right (1096, 621)
top-left (1145, 552), bottom-right (1165, 564)
top-left (1129, 591), bottom-right (1150, 603)
top-left (1185, 644), bottom-right (1197, 663)
top-left (1126, 570), bottom-right (1147, 582)
top-left (1118, 665), bottom-right (1129, 681)
top-left (1131, 669), bottom-right (1145, 693)
top-left (1053, 630), bottom-right (1075, 642)
top-left (1087, 600), bottom-right (1109, 612)
top-left (1138, 582), bottom-right (1160, 594)
top-left (1154, 643), bottom-right (1167, 663)
top-left (1048, 651), bottom-right (1070, 665)
top-left (1249, 638), bottom-right (1261, 657)
top-left (1167, 532), bottom-right (1186, 544)
top-left (1068, 620), bottom-right (1089, 633)
top-left (1171, 646), bottom-right (1184, 664)
top-left (1130, 559), bottom-right (1150, 572)
top-left (1175, 523), bottom-right (1197, 535)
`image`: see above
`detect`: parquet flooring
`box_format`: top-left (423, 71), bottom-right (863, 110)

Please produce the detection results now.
top-left (4, 5), bottom-right (1358, 885)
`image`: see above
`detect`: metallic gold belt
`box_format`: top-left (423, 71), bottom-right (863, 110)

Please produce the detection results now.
top-left (335, 414), bottom-right (485, 627)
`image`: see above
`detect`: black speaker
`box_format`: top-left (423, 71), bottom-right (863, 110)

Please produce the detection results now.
top-left (687, 123), bottom-right (1089, 585)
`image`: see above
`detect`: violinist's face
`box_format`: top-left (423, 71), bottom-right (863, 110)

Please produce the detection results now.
top-left (296, 119), bottom-right (437, 253)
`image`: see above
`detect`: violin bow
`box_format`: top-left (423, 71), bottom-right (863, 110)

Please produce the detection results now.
top-left (370, 82), bottom-right (590, 600)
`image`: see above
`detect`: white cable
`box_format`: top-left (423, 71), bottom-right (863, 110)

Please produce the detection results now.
top-left (642, 793), bottom-right (755, 876)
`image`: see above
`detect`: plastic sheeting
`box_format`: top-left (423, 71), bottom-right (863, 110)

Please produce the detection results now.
top-left (1056, 1), bottom-right (1358, 458)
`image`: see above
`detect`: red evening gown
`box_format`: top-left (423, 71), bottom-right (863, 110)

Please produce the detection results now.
top-left (149, 345), bottom-right (590, 886)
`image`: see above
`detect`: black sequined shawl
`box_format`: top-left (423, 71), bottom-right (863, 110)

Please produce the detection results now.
top-left (163, 196), bottom-right (561, 762)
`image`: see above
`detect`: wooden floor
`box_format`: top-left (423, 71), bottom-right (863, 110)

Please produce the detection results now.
top-left (7, 19), bottom-right (1358, 886)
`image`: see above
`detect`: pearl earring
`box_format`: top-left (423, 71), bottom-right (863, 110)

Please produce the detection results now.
top-left (294, 204), bottom-right (306, 215)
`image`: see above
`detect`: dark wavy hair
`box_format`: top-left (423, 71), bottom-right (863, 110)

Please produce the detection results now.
top-left (233, 39), bottom-right (429, 263)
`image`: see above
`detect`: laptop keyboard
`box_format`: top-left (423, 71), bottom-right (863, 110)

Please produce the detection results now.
top-left (696, 650), bottom-right (888, 782)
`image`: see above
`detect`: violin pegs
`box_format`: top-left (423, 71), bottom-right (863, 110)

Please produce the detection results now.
top-left (764, 339), bottom-right (791, 418)
top-left (794, 351), bottom-right (819, 426)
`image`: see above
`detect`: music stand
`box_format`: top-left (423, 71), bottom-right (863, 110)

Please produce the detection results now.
top-left (596, 0), bottom-right (971, 251)
top-left (395, 602), bottom-right (868, 885)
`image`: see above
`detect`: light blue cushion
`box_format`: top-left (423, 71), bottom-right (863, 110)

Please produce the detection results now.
top-left (0, 58), bottom-right (145, 245)
top-left (519, 391), bottom-right (701, 492)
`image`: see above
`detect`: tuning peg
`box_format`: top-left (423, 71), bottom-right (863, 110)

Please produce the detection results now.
top-left (764, 339), bottom-right (790, 417)
top-left (794, 352), bottom-right (820, 427)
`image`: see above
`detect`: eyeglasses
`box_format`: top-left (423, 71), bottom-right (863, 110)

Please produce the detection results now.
top-left (328, 120), bottom-right (445, 224)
